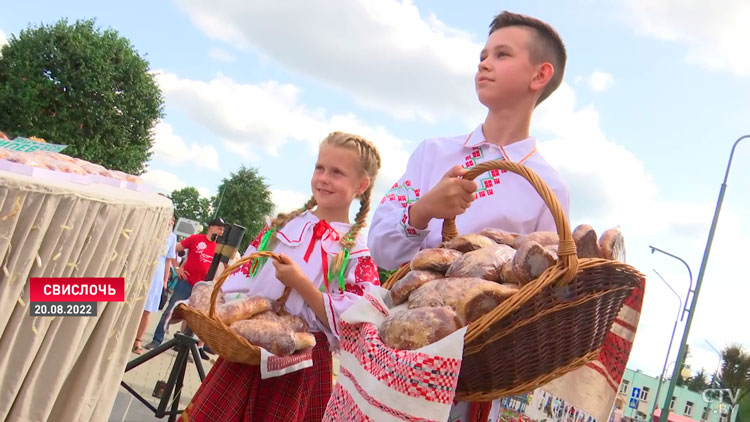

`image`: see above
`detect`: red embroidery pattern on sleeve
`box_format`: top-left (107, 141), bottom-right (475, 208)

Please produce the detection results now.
top-left (345, 283), bottom-right (365, 296)
top-left (250, 226), bottom-right (270, 249)
top-left (237, 261), bottom-right (252, 277)
top-left (354, 256), bottom-right (380, 286)
top-left (379, 180), bottom-right (420, 206)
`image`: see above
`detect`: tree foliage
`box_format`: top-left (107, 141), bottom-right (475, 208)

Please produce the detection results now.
top-left (213, 166), bottom-right (274, 252)
top-left (685, 369), bottom-right (711, 393)
top-left (0, 18), bottom-right (163, 174)
top-left (716, 345), bottom-right (750, 422)
top-left (169, 187), bottom-right (212, 225)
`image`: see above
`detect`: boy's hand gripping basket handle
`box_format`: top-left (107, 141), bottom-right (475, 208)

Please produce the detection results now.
top-left (207, 251), bottom-right (292, 321)
top-left (442, 160), bottom-right (579, 284)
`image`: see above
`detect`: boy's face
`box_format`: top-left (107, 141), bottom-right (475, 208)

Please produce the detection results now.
top-left (476, 26), bottom-right (539, 108)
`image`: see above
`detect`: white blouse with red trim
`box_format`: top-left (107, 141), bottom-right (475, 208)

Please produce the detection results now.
top-left (221, 211), bottom-right (380, 351)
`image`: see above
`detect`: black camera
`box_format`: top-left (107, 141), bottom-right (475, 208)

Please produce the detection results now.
top-left (204, 223), bottom-right (246, 281)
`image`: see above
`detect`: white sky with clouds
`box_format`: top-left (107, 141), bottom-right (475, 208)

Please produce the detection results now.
top-left (2, 0), bottom-right (749, 382)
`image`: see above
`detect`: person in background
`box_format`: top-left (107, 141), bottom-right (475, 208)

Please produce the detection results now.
top-left (132, 215), bottom-right (177, 354)
top-left (144, 218), bottom-right (225, 350)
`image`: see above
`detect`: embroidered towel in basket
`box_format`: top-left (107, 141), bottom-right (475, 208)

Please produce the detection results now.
top-left (323, 287), bottom-right (467, 422)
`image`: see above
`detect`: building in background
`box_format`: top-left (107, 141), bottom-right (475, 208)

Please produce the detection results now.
top-left (615, 368), bottom-right (735, 422)
top-left (493, 368), bottom-right (737, 422)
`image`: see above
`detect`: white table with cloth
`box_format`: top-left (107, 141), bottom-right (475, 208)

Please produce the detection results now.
top-left (0, 170), bottom-right (172, 422)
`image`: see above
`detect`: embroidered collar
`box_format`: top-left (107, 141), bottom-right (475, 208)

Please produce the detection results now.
top-left (462, 125), bottom-right (538, 163)
top-left (275, 211), bottom-right (369, 257)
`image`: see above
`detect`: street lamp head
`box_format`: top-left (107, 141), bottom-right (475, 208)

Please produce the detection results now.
top-left (649, 246), bottom-right (656, 254)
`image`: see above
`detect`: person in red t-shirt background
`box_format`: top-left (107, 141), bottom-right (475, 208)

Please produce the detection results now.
top-left (145, 218), bottom-right (225, 350)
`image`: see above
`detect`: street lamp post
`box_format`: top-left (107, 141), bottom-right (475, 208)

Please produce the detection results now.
top-left (657, 134), bottom-right (750, 422)
top-left (649, 270), bottom-right (683, 422)
top-left (213, 186), bottom-right (225, 219)
top-left (648, 246), bottom-right (693, 320)
top-left (705, 340), bottom-right (723, 387)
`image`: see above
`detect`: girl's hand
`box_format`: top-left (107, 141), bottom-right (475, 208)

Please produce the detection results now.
top-left (176, 267), bottom-right (189, 280)
top-left (272, 254), bottom-right (309, 290)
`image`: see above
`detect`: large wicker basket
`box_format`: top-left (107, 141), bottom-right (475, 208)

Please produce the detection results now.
top-left (382, 160), bottom-right (643, 401)
top-left (176, 251), bottom-right (291, 365)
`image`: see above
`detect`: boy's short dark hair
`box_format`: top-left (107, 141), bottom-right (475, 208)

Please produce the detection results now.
top-left (489, 11), bottom-right (567, 105)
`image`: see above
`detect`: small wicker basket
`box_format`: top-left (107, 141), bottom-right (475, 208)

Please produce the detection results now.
top-left (382, 160), bottom-right (643, 401)
top-left (176, 251), bottom-right (291, 365)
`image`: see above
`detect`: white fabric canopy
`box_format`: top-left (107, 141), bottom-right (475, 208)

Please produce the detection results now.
top-left (0, 170), bottom-right (172, 422)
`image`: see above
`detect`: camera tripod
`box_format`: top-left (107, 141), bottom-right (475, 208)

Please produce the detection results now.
top-left (120, 222), bottom-right (245, 421)
top-left (120, 331), bottom-right (205, 421)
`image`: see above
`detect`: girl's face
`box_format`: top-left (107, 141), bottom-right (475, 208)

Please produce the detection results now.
top-left (311, 145), bottom-right (370, 212)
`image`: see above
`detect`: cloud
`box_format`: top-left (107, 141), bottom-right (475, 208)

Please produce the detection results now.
top-left (532, 83), bottom-right (749, 377)
top-left (625, 0), bottom-right (750, 77)
top-left (155, 71), bottom-right (321, 157)
top-left (142, 168), bottom-right (213, 200)
top-left (208, 47), bottom-right (236, 63)
top-left (196, 187), bottom-right (212, 198)
top-left (534, 83), bottom-right (659, 235)
top-left (154, 72), bottom-right (410, 197)
top-left (576, 71), bottom-right (615, 92)
top-left (0, 30), bottom-right (7, 48)
top-left (150, 120), bottom-right (220, 170)
top-left (271, 188), bottom-right (310, 215)
top-left (142, 169), bottom-right (187, 193)
top-left (175, 0), bottom-right (485, 121)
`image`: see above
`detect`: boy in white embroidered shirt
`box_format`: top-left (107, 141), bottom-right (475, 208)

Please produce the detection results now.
top-left (368, 10), bottom-right (571, 422)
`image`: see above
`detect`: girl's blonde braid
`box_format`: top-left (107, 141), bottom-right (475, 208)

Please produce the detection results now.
top-left (270, 195), bottom-right (317, 232)
top-left (330, 137), bottom-right (381, 284)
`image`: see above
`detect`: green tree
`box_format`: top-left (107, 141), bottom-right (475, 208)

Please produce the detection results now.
top-left (213, 166), bottom-right (274, 252)
top-left (0, 19), bottom-right (163, 174)
top-left (716, 345), bottom-right (750, 422)
top-left (685, 369), bottom-right (710, 393)
top-left (170, 187), bottom-right (213, 225)
top-left (739, 392), bottom-right (749, 422)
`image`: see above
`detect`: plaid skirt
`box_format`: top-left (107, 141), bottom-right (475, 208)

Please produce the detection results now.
top-left (179, 332), bottom-right (332, 422)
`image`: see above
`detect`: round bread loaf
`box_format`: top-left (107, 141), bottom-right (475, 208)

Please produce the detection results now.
top-left (479, 228), bottom-right (520, 247)
top-left (599, 227), bottom-right (626, 262)
top-left (217, 295), bottom-right (279, 325)
top-left (446, 244), bottom-right (516, 281)
top-left (189, 281), bottom-right (226, 313)
top-left (572, 224), bottom-right (603, 258)
top-left (410, 248), bottom-right (463, 273)
top-left (512, 241), bottom-right (557, 285)
top-left (513, 231), bottom-right (559, 249)
top-left (389, 270), bottom-right (444, 306)
top-left (408, 277), bottom-right (518, 323)
top-left (446, 233), bottom-right (496, 252)
top-left (230, 319), bottom-right (316, 356)
top-left (380, 306), bottom-right (462, 350)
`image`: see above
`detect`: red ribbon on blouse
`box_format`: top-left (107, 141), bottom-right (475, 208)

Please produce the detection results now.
top-left (303, 220), bottom-right (335, 292)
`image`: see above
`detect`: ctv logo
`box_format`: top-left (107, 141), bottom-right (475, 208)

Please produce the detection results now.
top-left (701, 389), bottom-right (741, 414)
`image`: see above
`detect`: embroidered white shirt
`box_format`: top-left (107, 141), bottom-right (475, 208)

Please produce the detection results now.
top-left (368, 124), bottom-right (570, 270)
top-left (221, 211), bottom-right (380, 351)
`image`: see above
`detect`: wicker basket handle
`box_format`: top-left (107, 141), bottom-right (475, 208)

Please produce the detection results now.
top-left (442, 160), bottom-right (578, 284)
top-left (208, 251), bottom-right (291, 319)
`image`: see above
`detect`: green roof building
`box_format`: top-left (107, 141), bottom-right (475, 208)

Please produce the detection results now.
top-left (615, 368), bottom-right (738, 422)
